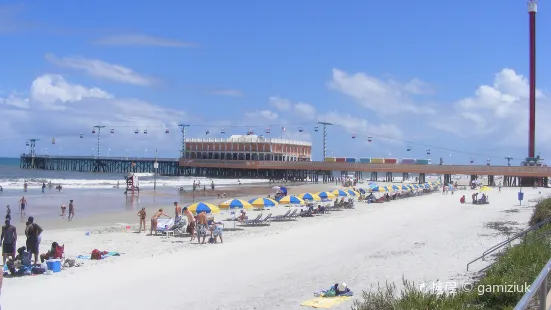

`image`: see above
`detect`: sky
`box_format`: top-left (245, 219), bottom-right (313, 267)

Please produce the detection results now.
top-left (0, 0), bottom-right (550, 165)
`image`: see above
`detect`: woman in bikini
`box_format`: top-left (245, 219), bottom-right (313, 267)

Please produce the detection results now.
top-left (137, 208), bottom-right (146, 232)
top-left (150, 209), bottom-right (169, 236)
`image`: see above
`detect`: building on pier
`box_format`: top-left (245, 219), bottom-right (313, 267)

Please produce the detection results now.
top-left (184, 135), bottom-right (312, 161)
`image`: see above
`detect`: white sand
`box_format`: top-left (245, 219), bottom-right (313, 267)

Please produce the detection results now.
top-left (4, 185), bottom-right (545, 310)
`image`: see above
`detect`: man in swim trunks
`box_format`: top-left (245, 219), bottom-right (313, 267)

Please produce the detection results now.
top-left (137, 208), bottom-right (146, 232)
top-left (68, 200), bottom-right (75, 221)
top-left (174, 202), bottom-right (182, 225)
top-left (25, 216), bottom-right (42, 265)
top-left (196, 211), bottom-right (209, 244)
top-left (1, 220), bottom-right (16, 264)
top-left (183, 207), bottom-right (196, 242)
top-left (19, 196), bottom-right (27, 215)
top-left (150, 209), bottom-right (169, 236)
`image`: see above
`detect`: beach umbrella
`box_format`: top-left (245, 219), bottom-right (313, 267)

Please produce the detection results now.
top-left (411, 184), bottom-right (420, 190)
top-left (317, 191), bottom-right (336, 199)
top-left (187, 202), bottom-right (220, 214)
top-left (249, 197), bottom-right (278, 208)
top-left (346, 189), bottom-right (360, 197)
top-left (400, 185), bottom-right (410, 191)
top-left (219, 199), bottom-right (254, 210)
top-left (278, 196), bottom-right (304, 205)
top-left (332, 189), bottom-right (350, 197)
top-left (480, 186), bottom-right (492, 192)
top-left (391, 185), bottom-right (401, 191)
top-left (297, 192), bottom-right (321, 201)
top-left (383, 185), bottom-right (394, 192)
top-left (370, 186), bottom-right (387, 192)
top-left (357, 188), bottom-right (366, 194)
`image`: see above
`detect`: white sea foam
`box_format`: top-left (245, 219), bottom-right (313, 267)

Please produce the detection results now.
top-left (0, 177), bottom-right (269, 190)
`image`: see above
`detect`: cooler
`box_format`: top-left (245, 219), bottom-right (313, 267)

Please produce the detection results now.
top-left (46, 259), bottom-right (62, 272)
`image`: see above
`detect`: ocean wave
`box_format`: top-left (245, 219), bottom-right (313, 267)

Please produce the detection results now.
top-left (0, 176), bottom-right (269, 190)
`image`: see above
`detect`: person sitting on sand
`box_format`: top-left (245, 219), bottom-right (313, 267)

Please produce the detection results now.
top-left (196, 211), bottom-right (209, 244)
top-left (60, 205), bottom-right (66, 217)
top-left (183, 207), bottom-right (196, 241)
top-left (40, 242), bottom-right (62, 263)
top-left (460, 195), bottom-right (466, 204)
top-left (150, 209), bottom-right (170, 236)
top-left (137, 208), bottom-right (146, 232)
top-left (237, 210), bottom-right (247, 222)
top-left (208, 217), bottom-right (223, 243)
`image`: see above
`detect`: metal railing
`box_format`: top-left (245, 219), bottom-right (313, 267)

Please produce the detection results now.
top-left (467, 216), bottom-right (551, 271)
top-left (514, 256), bottom-right (551, 310)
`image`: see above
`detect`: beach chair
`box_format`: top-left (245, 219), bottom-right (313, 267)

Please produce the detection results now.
top-left (241, 213), bottom-right (272, 226)
top-left (270, 210), bottom-right (291, 222)
top-left (165, 219), bottom-right (188, 236)
top-left (156, 218), bottom-right (175, 235)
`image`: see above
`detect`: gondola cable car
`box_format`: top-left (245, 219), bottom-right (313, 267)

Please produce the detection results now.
top-left (266, 127), bottom-right (271, 134)
top-left (406, 145), bottom-right (411, 151)
top-left (426, 148), bottom-right (431, 155)
top-left (110, 129), bottom-right (115, 134)
top-left (92, 129), bottom-right (96, 134)
top-left (205, 130), bottom-right (210, 135)
top-left (134, 129), bottom-right (139, 134)
top-left (314, 125), bottom-right (319, 132)
top-left (486, 159), bottom-right (491, 166)
top-left (143, 129), bottom-right (148, 134)
top-left (367, 136), bottom-right (373, 142)
top-left (79, 133), bottom-right (83, 139)
top-left (221, 128), bottom-right (226, 134)
top-left (470, 158), bottom-right (474, 164)
top-left (165, 129), bottom-right (170, 134)
top-left (52, 138), bottom-right (55, 145)
top-left (25, 142), bottom-right (29, 146)
top-left (298, 127), bottom-right (303, 132)
top-left (351, 134), bottom-right (356, 139)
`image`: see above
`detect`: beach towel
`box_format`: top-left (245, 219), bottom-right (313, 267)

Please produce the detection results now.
top-left (156, 218), bottom-right (174, 231)
top-left (300, 296), bottom-right (350, 308)
top-left (76, 252), bottom-right (121, 260)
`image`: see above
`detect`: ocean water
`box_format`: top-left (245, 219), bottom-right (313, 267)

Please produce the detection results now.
top-left (0, 157), bottom-right (267, 191)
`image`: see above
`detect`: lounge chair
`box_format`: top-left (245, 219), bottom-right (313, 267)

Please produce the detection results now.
top-left (240, 213), bottom-right (272, 226)
top-left (272, 209), bottom-right (298, 222)
top-left (165, 219), bottom-right (188, 236)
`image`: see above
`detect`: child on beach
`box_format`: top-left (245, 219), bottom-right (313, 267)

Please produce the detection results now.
top-left (137, 208), bottom-right (146, 232)
top-left (19, 196), bottom-right (27, 215)
top-left (60, 205), bottom-right (66, 217)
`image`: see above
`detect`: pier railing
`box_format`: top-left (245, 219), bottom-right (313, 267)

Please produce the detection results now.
top-left (514, 256), bottom-right (551, 310)
top-left (20, 154), bottom-right (179, 161)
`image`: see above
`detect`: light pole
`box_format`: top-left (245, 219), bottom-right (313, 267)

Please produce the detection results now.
top-left (108, 148), bottom-right (111, 157)
top-left (154, 149), bottom-right (158, 191)
top-left (125, 148), bottom-right (128, 159)
top-left (505, 156), bottom-right (514, 166)
top-left (317, 122), bottom-right (333, 159)
top-left (93, 125), bottom-right (106, 158)
top-left (145, 148), bottom-right (148, 157)
top-left (179, 124), bottom-right (190, 158)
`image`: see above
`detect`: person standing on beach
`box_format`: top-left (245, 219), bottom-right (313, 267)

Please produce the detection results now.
top-left (19, 196), bottom-right (27, 215)
top-left (149, 209), bottom-right (169, 236)
top-left (68, 200), bottom-right (75, 221)
top-left (25, 216), bottom-right (42, 265)
top-left (174, 202), bottom-right (182, 224)
top-left (137, 208), bottom-right (146, 232)
top-left (41, 183), bottom-right (46, 193)
top-left (23, 181), bottom-right (27, 192)
top-left (1, 219), bottom-right (16, 264)
top-left (211, 181), bottom-right (215, 191)
top-left (5, 206), bottom-right (10, 221)
top-left (196, 211), bottom-right (208, 244)
top-left (183, 207), bottom-right (196, 241)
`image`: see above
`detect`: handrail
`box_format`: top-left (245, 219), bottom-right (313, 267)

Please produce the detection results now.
top-left (514, 256), bottom-right (551, 310)
top-left (467, 217), bottom-right (551, 271)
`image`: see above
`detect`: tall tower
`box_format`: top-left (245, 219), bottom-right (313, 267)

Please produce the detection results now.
top-left (528, 0), bottom-right (537, 158)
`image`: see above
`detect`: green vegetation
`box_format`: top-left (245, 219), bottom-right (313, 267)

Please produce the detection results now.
top-left (352, 198), bottom-right (551, 310)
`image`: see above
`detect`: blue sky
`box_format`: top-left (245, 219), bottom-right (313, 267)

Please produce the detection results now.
top-left (0, 0), bottom-right (550, 165)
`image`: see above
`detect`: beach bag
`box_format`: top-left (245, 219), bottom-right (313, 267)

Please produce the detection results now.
top-left (21, 251), bottom-right (32, 266)
top-left (91, 249), bottom-right (102, 260)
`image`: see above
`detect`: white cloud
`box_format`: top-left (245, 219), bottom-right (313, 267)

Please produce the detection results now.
top-left (45, 53), bottom-right (155, 86)
top-left (269, 96), bottom-right (292, 111)
top-left (0, 75), bottom-right (186, 157)
top-left (430, 68), bottom-right (551, 149)
top-left (0, 92), bottom-right (30, 109)
top-left (328, 68), bottom-right (435, 115)
top-left (294, 102), bottom-right (316, 119)
top-left (209, 89), bottom-right (244, 97)
top-left (92, 34), bottom-right (197, 47)
top-left (245, 110), bottom-right (278, 120)
top-left (318, 112), bottom-right (404, 146)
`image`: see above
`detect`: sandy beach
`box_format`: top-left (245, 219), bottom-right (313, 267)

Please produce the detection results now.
top-left (3, 181), bottom-right (545, 310)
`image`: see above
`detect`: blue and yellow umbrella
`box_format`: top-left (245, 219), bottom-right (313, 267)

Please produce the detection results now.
top-left (346, 189), bottom-right (360, 197)
top-left (400, 185), bottom-right (410, 191)
top-left (370, 186), bottom-right (387, 192)
top-left (297, 192), bottom-right (321, 201)
top-left (391, 185), bottom-right (401, 191)
top-left (332, 189), bottom-right (350, 197)
top-left (219, 199), bottom-right (254, 210)
top-left (187, 202), bottom-right (220, 214)
top-left (249, 197), bottom-right (278, 208)
top-left (279, 196), bottom-right (305, 205)
top-left (317, 191), bottom-right (336, 199)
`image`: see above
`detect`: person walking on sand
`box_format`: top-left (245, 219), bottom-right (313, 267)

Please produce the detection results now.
top-left (174, 202), bottom-right (182, 224)
top-left (60, 204), bottom-right (66, 217)
top-left (19, 196), bottom-right (27, 215)
top-left (183, 207), bottom-right (196, 241)
top-left (68, 200), bottom-right (75, 221)
top-left (23, 181), bottom-right (27, 192)
top-left (137, 208), bottom-right (146, 232)
top-left (5, 205), bottom-right (10, 221)
top-left (25, 216), bottom-right (43, 265)
top-left (149, 209), bottom-right (170, 236)
top-left (41, 183), bottom-right (46, 193)
top-left (1, 219), bottom-right (16, 265)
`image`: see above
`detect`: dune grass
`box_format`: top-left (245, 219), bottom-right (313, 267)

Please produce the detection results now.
top-left (352, 198), bottom-right (551, 310)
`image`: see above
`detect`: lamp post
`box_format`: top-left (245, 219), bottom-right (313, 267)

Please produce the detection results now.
top-left (154, 149), bottom-right (158, 191)
top-left (145, 148), bottom-right (148, 157)
top-left (108, 148), bottom-right (111, 157)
